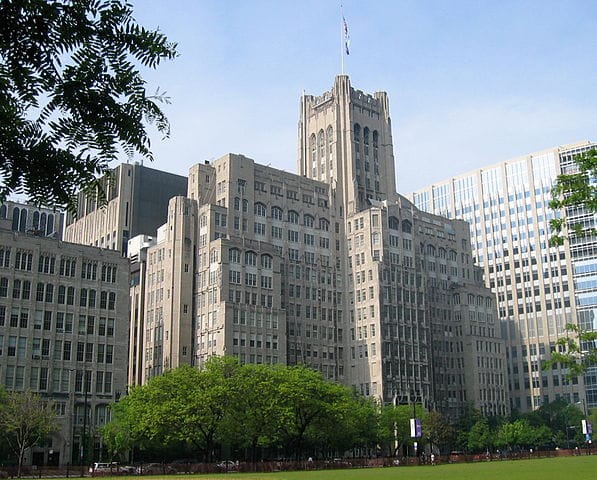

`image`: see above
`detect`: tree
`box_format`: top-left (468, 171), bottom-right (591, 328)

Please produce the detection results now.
top-left (109, 361), bottom-right (239, 462)
top-left (453, 402), bottom-right (483, 452)
top-left (549, 148), bottom-right (597, 246)
top-left (379, 403), bottom-right (426, 457)
top-left (0, 0), bottom-right (177, 212)
top-left (542, 323), bottom-right (597, 378)
top-left (467, 419), bottom-right (492, 453)
top-left (494, 419), bottom-right (550, 450)
top-left (423, 410), bottom-right (455, 454)
top-left (273, 365), bottom-right (353, 458)
top-left (104, 359), bottom-right (380, 462)
top-left (0, 390), bottom-right (58, 477)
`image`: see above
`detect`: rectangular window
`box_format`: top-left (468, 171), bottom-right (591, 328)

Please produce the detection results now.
top-left (77, 342), bottom-right (85, 361)
top-left (106, 345), bottom-right (113, 364)
top-left (63, 341), bottom-right (71, 361)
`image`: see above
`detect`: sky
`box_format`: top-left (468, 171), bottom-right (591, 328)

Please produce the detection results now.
top-left (129, 0), bottom-right (596, 193)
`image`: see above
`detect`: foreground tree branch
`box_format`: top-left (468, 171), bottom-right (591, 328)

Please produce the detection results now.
top-left (0, 0), bottom-right (177, 213)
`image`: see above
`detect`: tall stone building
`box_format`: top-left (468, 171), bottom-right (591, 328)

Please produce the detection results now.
top-left (64, 162), bottom-right (187, 255)
top-left (0, 220), bottom-right (129, 466)
top-left (411, 141), bottom-right (596, 412)
top-left (133, 76), bottom-right (509, 418)
top-left (296, 75), bottom-right (508, 416)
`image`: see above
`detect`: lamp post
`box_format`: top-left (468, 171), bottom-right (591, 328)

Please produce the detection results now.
top-left (566, 425), bottom-right (576, 449)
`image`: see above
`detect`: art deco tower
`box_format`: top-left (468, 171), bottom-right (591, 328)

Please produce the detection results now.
top-left (298, 75), bottom-right (397, 214)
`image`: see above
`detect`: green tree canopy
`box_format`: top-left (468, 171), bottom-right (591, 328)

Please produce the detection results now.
top-left (549, 148), bottom-right (597, 245)
top-left (542, 323), bottom-right (597, 378)
top-left (0, 390), bottom-right (58, 477)
top-left (467, 419), bottom-right (492, 453)
top-left (105, 359), bottom-right (376, 462)
top-left (0, 0), bottom-right (177, 212)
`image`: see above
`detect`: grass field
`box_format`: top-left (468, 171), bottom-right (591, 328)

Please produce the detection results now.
top-left (74, 455), bottom-right (597, 480)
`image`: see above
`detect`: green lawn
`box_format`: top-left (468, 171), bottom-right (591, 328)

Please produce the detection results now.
top-left (75, 456), bottom-right (597, 480)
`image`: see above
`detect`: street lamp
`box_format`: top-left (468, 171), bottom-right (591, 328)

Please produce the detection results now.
top-left (566, 425), bottom-right (577, 449)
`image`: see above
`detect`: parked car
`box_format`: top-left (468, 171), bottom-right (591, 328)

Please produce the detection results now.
top-left (216, 460), bottom-right (239, 472)
top-left (136, 463), bottom-right (176, 475)
top-left (120, 465), bottom-right (137, 475)
top-left (90, 462), bottom-right (119, 476)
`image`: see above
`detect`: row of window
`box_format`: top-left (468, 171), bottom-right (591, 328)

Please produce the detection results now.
top-left (232, 333), bottom-right (279, 350)
top-left (0, 306), bottom-right (116, 336)
top-left (0, 248), bottom-right (118, 282)
top-left (3, 365), bottom-right (113, 396)
top-left (231, 308), bottom-right (279, 328)
top-left (0, 335), bottom-right (114, 363)
top-left (227, 288), bottom-right (275, 307)
top-left (0, 279), bottom-right (118, 309)
top-left (228, 249), bottom-right (273, 267)
top-left (233, 201), bottom-right (331, 229)
top-left (228, 270), bottom-right (273, 288)
top-left (1, 206), bottom-right (56, 235)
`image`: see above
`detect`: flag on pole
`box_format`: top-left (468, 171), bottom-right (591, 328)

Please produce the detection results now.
top-left (343, 16), bottom-right (350, 55)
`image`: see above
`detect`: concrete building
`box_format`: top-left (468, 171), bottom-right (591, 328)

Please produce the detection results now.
top-left (0, 223), bottom-right (129, 466)
top-left (411, 141), bottom-right (597, 412)
top-left (297, 75), bottom-right (508, 416)
top-left (64, 162), bottom-right (187, 255)
top-left (0, 200), bottom-right (63, 239)
top-left (133, 76), bottom-right (509, 418)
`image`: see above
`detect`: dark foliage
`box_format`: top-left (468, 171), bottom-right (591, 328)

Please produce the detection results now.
top-left (0, 0), bottom-right (177, 212)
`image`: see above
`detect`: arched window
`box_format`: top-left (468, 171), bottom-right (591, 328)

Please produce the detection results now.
top-left (326, 126), bottom-right (333, 155)
top-left (11, 208), bottom-right (19, 231)
top-left (304, 214), bottom-right (314, 227)
top-left (363, 127), bottom-right (370, 145)
top-left (47, 214), bottom-right (54, 235)
top-left (32, 211), bottom-right (40, 230)
top-left (0, 205), bottom-right (6, 219)
top-left (40, 213), bottom-right (46, 233)
top-left (209, 248), bottom-right (219, 263)
top-left (449, 250), bottom-right (457, 261)
top-left (261, 254), bottom-right (272, 269)
top-left (401, 220), bottom-right (412, 234)
top-left (388, 216), bottom-right (399, 230)
top-left (372, 130), bottom-right (379, 147)
top-left (354, 123), bottom-right (361, 142)
top-left (242, 199), bottom-right (248, 213)
top-left (319, 218), bottom-right (330, 231)
top-left (438, 248), bottom-right (446, 259)
top-left (310, 134), bottom-right (317, 163)
top-left (271, 206), bottom-right (283, 220)
top-left (254, 202), bottom-right (267, 217)
top-left (19, 209), bottom-right (27, 232)
top-left (229, 248), bottom-right (241, 263)
top-left (426, 245), bottom-right (436, 256)
top-left (288, 210), bottom-right (299, 224)
top-left (245, 251), bottom-right (257, 266)
top-left (234, 197), bottom-right (240, 211)
top-left (318, 130), bottom-right (325, 160)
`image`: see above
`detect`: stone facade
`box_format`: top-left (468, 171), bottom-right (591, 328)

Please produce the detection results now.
top-left (64, 162), bottom-right (187, 255)
top-left (132, 76), bottom-right (509, 418)
top-left (0, 226), bottom-right (129, 466)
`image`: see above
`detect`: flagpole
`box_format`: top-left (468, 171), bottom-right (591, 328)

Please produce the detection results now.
top-left (340, 6), bottom-right (344, 74)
